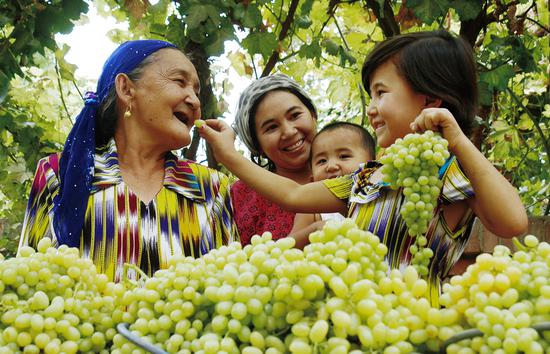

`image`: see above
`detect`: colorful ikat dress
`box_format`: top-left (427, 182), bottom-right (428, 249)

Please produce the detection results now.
top-left (323, 157), bottom-right (475, 305)
top-left (19, 139), bottom-right (239, 282)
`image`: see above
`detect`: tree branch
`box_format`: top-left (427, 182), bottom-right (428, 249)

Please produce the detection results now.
top-left (459, 1), bottom-right (518, 46)
top-left (261, 0), bottom-right (300, 77)
top-left (54, 57), bottom-right (72, 123)
top-left (525, 17), bottom-right (549, 34)
top-left (333, 12), bottom-right (350, 50)
top-left (184, 130), bottom-right (200, 161)
top-left (364, 0), bottom-right (399, 38)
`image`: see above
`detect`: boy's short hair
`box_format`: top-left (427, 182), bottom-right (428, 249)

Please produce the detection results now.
top-left (313, 121), bottom-right (376, 158)
top-left (361, 30), bottom-right (477, 136)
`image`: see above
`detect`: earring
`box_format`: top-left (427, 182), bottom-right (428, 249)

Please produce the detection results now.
top-left (124, 104), bottom-right (132, 119)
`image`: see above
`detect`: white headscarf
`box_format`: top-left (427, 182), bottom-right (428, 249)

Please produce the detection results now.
top-left (233, 74), bottom-right (317, 157)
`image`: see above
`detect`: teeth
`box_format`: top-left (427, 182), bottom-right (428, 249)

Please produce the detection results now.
top-left (285, 140), bottom-right (303, 151)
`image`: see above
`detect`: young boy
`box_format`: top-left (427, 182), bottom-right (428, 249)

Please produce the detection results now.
top-left (291, 122), bottom-right (376, 236)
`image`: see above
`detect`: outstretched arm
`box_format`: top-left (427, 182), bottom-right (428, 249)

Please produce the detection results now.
top-left (196, 120), bottom-right (346, 214)
top-left (411, 108), bottom-right (528, 237)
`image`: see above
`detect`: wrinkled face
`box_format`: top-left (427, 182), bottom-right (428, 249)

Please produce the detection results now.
top-left (311, 128), bottom-right (373, 180)
top-left (254, 90), bottom-right (317, 174)
top-left (131, 48), bottom-right (201, 150)
top-left (367, 60), bottom-right (427, 148)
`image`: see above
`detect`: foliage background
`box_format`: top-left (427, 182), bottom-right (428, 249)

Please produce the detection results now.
top-left (1, 0), bottom-right (548, 256)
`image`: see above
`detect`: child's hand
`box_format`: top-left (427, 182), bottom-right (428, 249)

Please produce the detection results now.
top-left (410, 108), bottom-right (467, 150)
top-left (195, 119), bottom-right (238, 163)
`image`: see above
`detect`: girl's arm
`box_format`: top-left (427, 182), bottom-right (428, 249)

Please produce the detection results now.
top-left (197, 120), bottom-right (346, 214)
top-left (412, 108), bottom-right (528, 237)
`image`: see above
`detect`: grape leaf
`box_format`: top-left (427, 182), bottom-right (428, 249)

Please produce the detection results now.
top-left (242, 32), bottom-right (278, 59)
top-left (406, 0), bottom-right (451, 23)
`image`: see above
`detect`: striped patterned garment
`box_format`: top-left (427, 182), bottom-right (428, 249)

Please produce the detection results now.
top-left (323, 157), bottom-right (475, 305)
top-left (19, 140), bottom-right (239, 282)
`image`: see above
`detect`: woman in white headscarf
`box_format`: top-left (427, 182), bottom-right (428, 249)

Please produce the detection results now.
top-left (232, 74), bottom-right (323, 248)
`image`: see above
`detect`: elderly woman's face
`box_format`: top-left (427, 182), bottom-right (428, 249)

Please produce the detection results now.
top-left (130, 48), bottom-right (201, 149)
top-left (254, 90), bottom-right (316, 173)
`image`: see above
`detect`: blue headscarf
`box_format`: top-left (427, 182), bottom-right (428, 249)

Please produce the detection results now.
top-left (53, 39), bottom-right (176, 247)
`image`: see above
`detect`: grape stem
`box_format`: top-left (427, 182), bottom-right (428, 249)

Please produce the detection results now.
top-left (512, 237), bottom-right (527, 251)
top-left (116, 323), bottom-right (169, 354)
top-left (439, 321), bottom-right (550, 353)
top-left (122, 263), bottom-right (149, 288)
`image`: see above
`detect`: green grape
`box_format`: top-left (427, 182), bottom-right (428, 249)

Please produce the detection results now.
top-left (438, 236), bottom-right (550, 351)
top-left (0, 238), bottom-right (126, 353)
top-left (380, 131), bottom-right (450, 274)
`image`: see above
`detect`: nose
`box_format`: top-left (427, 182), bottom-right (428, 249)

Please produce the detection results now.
top-left (367, 100), bottom-right (377, 117)
top-left (281, 120), bottom-right (297, 139)
top-left (326, 160), bottom-right (339, 173)
top-left (185, 89), bottom-right (201, 112)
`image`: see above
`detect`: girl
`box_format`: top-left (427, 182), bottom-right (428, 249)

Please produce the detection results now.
top-left (197, 30), bottom-right (528, 302)
top-left (231, 74), bottom-right (324, 248)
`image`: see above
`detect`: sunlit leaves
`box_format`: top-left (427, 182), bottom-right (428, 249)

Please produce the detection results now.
top-left (234, 3), bottom-right (263, 28)
top-left (187, 4), bottom-right (220, 29)
top-left (0, 0), bottom-right (87, 102)
top-left (299, 41), bottom-right (322, 59)
top-left (242, 31), bottom-right (278, 59)
top-left (322, 38), bottom-right (340, 56)
top-left (406, 0), bottom-right (450, 23)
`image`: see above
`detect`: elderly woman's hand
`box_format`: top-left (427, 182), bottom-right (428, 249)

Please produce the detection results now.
top-left (195, 119), bottom-right (239, 164)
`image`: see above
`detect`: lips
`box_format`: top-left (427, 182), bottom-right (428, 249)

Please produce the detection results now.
top-left (371, 120), bottom-right (385, 130)
top-left (174, 111), bottom-right (189, 125)
top-left (283, 139), bottom-right (304, 152)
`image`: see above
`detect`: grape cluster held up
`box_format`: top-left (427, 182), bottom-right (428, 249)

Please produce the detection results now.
top-left (380, 130), bottom-right (450, 275)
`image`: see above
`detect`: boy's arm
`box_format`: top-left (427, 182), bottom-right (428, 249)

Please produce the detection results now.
top-left (197, 120), bottom-right (346, 214)
top-left (288, 213), bottom-right (325, 249)
top-left (412, 108), bottom-right (528, 237)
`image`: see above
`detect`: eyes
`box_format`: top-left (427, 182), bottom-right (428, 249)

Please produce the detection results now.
top-left (374, 89), bottom-right (386, 98)
top-left (314, 153), bottom-right (353, 166)
top-left (262, 111), bottom-right (304, 133)
top-left (173, 77), bottom-right (200, 96)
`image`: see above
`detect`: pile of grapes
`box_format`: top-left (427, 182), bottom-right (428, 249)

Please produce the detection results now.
top-left (0, 238), bottom-right (127, 353)
top-left (1, 221), bottom-right (549, 353)
top-left (112, 219), bottom-right (451, 353)
top-left (379, 130), bottom-right (451, 275)
top-left (441, 235), bottom-right (550, 353)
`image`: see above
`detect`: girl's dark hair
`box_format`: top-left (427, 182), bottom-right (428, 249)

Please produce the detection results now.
top-left (361, 30), bottom-right (477, 136)
top-left (249, 88), bottom-right (317, 172)
top-left (95, 48), bottom-right (182, 146)
top-left (314, 121), bottom-right (376, 158)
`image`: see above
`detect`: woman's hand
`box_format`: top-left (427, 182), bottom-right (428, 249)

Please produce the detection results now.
top-left (195, 119), bottom-right (238, 164)
top-left (410, 108), bottom-right (467, 152)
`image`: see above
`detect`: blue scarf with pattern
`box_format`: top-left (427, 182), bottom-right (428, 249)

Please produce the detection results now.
top-left (53, 39), bottom-right (176, 247)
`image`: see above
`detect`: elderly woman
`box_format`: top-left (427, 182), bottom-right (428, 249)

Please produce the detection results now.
top-left (19, 40), bottom-right (239, 281)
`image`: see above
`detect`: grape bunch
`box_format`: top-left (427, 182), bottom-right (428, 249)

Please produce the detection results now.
top-left (0, 238), bottom-right (127, 354)
top-left (379, 130), bottom-right (450, 275)
top-left (113, 219), bottom-right (455, 353)
top-left (439, 235), bottom-right (550, 353)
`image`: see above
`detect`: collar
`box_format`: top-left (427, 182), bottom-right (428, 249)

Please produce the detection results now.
top-left (91, 139), bottom-right (206, 202)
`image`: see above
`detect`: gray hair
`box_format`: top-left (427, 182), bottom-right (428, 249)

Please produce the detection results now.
top-left (233, 74), bottom-right (317, 158)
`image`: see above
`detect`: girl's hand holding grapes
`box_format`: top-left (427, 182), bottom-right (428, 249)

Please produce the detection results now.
top-left (196, 119), bottom-right (239, 164)
top-left (410, 108), bottom-right (468, 151)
